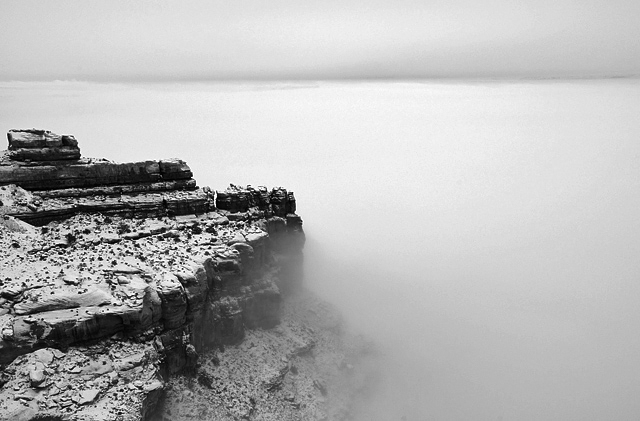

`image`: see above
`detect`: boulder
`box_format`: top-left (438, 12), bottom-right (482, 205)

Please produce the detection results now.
top-left (28, 362), bottom-right (46, 387)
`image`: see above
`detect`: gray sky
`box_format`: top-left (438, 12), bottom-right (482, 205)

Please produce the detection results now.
top-left (1, 0), bottom-right (639, 81)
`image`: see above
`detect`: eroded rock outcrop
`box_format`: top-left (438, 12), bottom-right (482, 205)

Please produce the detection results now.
top-left (215, 184), bottom-right (296, 217)
top-left (0, 129), bottom-right (308, 420)
top-left (7, 129), bottom-right (80, 161)
top-left (1, 130), bottom-right (206, 225)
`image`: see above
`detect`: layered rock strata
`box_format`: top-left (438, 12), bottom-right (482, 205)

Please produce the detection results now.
top-left (7, 129), bottom-right (80, 161)
top-left (0, 130), bottom-right (307, 420)
top-left (1, 130), bottom-right (208, 225)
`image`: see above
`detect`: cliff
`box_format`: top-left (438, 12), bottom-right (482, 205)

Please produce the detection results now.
top-left (0, 130), bottom-right (371, 421)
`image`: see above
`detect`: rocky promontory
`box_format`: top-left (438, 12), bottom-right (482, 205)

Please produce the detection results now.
top-left (0, 130), bottom-right (374, 421)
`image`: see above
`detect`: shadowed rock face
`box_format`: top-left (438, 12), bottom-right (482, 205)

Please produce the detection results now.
top-left (215, 184), bottom-right (296, 217)
top-left (0, 129), bottom-right (307, 421)
top-left (0, 158), bottom-right (193, 190)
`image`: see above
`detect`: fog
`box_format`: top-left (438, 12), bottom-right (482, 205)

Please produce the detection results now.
top-left (1, 1), bottom-right (639, 80)
top-left (1, 80), bottom-right (640, 420)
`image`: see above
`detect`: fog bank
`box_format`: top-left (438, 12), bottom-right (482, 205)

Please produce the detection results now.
top-left (1, 80), bottom-right (640, 420)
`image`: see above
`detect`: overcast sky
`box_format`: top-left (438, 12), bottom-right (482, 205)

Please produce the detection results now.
top-left (1, 0), bottom-right (639, 81)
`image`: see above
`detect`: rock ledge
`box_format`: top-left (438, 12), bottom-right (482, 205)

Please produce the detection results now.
top-left (0, 130), bottom-right (314, 421)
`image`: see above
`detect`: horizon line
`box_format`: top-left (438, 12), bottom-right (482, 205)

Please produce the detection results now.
top-left (1, 73), bottom-right (639, 85)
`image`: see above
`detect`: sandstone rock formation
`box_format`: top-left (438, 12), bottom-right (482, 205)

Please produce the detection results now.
top-left (1, 130), bottom-right (208, 225)
top-left (7, 129), bottom-right (80, 161)
top-left (0, 129), bottom-right (371, 421)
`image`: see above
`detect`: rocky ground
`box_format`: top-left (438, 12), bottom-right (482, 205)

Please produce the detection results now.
top-left (0, 340), bottom-right (163, 421)
top-left (0, 211), bottom-right (378, 421)
top-left (152, 292), bottom-right (378, 421)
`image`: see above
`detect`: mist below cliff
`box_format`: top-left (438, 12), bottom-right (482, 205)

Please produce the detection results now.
top-left (2, 79), bottom-right (640, 420)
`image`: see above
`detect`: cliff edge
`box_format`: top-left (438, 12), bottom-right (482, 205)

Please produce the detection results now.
top-left (0, 130), bottom-right (373, 421)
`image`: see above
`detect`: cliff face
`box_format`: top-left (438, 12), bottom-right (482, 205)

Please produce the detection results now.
top-left (0, 130), bottom-right (313, 421)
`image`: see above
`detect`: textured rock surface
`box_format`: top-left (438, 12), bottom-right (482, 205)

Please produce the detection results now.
top-left (0, 129), bottom-right (371, 421)
top-left (0, 208), bottom-right (305, 420)
top-left (1, 130), bottom-right (208, 225)
top-left (7, 129), bottom-right (80, 161)
top-left (0, 209), bottom-right (303, 364)
top-left (215, 184), bottom-right (296, 218)
top-left (0, 158), bottom-right (193, 190)
top-left (0, 183), bottom-right (211, 226)
top-left (154, 294), bottom-right (378, 421)
top-left (0, 342), bottom-right (163, 420)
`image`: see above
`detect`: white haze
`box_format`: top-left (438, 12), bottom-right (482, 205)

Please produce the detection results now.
top-left (1, 0), bottom-right (639, 80)
top-left (1, 80), bottom-right (640, 420)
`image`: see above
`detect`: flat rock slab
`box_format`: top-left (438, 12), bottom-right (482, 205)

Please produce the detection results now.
top-left (13, 288), bottom-right (113, 315)
top-left (78, 388), bottom-right (100, 405)
top-left (32, 348), bottom-right (55, 365)
top-left (7, 129), bottom-right (77, 149)
top-left (8, 147), bottom-right (81, 161)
